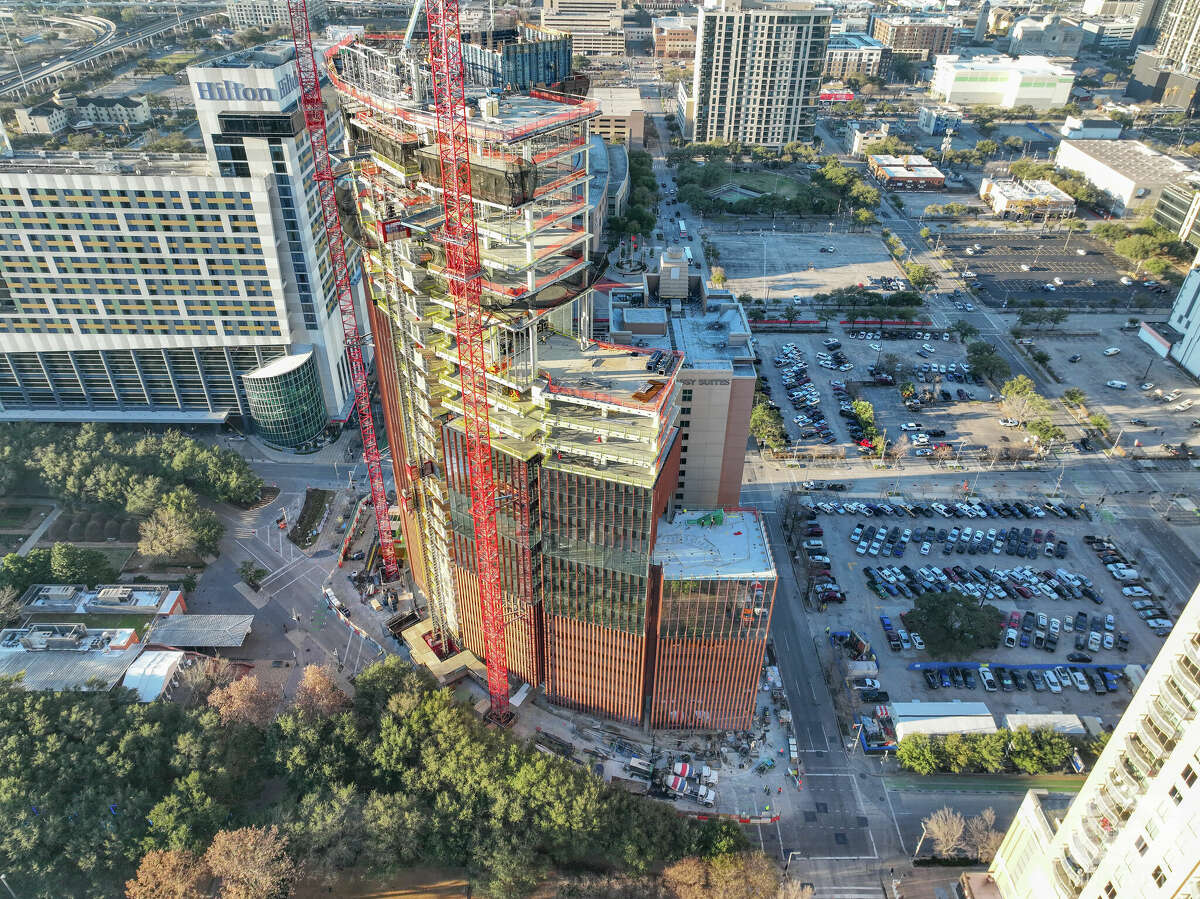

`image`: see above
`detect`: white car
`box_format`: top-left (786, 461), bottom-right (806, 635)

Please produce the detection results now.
top-left (1103, 633), bottom-right (1115, 650)
top-left (1123, 586), bottom-right (1151, 597)
top-left (900, 422), bottom-right (921, 431)
top-left (920, 541), bottom-right (931, 555)
top-left (998, 418), bottom-right (1019, 428)
top-left (1103, 347), bottom-right (1121, 356)
top-left (1044, 670), bottom-right (1063, 694)
top-left (869, 343), bottom-right (882, 351)
top-left (1071, 670), bottom-right (1090, 692)
top-left (1120, 276), bottom-right (1134, 285)
top-left (911, 633), bottom-right (925, 650)
top-left (1106, 380), bottom-right (1128, 390)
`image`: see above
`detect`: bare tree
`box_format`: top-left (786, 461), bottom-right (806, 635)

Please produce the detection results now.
top-left (203, 826), bottom-right (293, 899)
top-left (125, 848), bottom-right (210, 899)
top-left (777, 882), bottom-right (816, 899)
top-left (891, 434), bottom-right (912, 465)
top-left (293, 665), bottom-right (349, 718)
top-left (966, 807), bottom-right (1005, 862)
top-left (138, 506), bottom-right (197, 562)
top-left (179, 657), bottom-right (236, 707)
top-left (0, 584), bottom-right (20, 628)
top-left (924, 806), bottom-right (966, 857)
top-left (206, 674), bottom-right (280, 728)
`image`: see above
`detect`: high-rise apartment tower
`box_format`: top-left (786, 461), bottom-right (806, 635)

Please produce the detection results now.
top-left (990, 582), bottom-right (1200, 898)
top-left (690, 0), bottom-right (831, 148)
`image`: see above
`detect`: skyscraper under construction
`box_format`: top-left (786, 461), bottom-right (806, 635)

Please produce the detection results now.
top-left (328, 34), bottom-right (774, 728)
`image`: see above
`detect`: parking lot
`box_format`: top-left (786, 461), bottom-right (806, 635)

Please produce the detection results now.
top-left (756, 330), bottom-right (1020, 461)
top-left (793, 492), bottom-right (1177, 722)
top-left (706, 230), bottom-right (899, 301)
top-left (1033, 326), bottom-right (1200, 449)
top-left (938, 232), bottom-right (1134, 307)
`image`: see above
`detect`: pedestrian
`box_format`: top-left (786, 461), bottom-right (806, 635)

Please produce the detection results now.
top-left (778, 786), bottom-right (783, 794)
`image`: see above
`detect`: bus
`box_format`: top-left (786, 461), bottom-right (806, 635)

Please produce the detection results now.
top-left (683, 246), bottom-right (693, 264)
top-left (678, 219), bottom-right (687, 239)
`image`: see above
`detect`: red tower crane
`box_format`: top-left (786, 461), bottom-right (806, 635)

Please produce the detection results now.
top-left (284, 1), bottom-right (399, 583)
top-left (286, 4), bottom-right (511, 721)
top-left (423, 0), bottom-right (511, 723)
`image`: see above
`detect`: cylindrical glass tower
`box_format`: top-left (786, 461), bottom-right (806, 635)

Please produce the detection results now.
top-left (242, 350), bottom-right (327, 450)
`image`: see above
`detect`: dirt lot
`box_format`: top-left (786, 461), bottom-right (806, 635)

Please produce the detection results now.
top-left (1031, 326), bottom-right (1200, 448)
top-left (799, 495), bottom-right (1176, 725)
top-left (706, 229), bottom-right (899, 301)
top-left (938, 231), bottom-right (1137, 307)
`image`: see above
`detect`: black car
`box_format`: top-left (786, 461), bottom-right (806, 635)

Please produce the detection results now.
top-left (927, 428), bottom-right (947, 437)
top-left (1067, 652), bottom-right (1093, 663)
top-left (923, 670), bottom-right (939, 689)
top-left (860, 689), bottom-right (890, 702)
top-left (1068, 354), bottom-right (1081, 363)
top-left (950, 667), bottom-right (964, 688)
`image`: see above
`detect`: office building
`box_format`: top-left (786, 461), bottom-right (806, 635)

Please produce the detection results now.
top-left (0, 42), bottom-right (363, 446)
top-left (1080, 17), bottom-right (1139, 52)
top-left (541, 0), bottom-right (627, 55)
top-left (690, 0), bottom-right (832, 149)
top-left (226, 0), bottom-right (328, 30)
top-left (1153, 180), bottom-right (1200, 249)
top-left (1081, 0), bottom-right (1143, 15)
top-left (989, 581), bottom-right (1200, 899)
top-left (461, 25), bottom-right (573, 91)
top-left (824, 32), bottom-right (893, 80)
top-left (917, 105), bottom-right (962, 135)
top-left (979, 177), bottom-right (1076, 217)
top-left (1127, 0), bottom-right (1200, 109)
top-left (652, 15), bottom-right (697, 57)
top-left (330, 35), bottom-right (770, 728)
top-left (1054, 139), bottom-right (1196, 216)
top-left (1060, 115), bottom-right (1124, 139)
top-left (1160, 266), bottom-right (1200, 377)
top-left (931, 54), bottom-right (1075, 109)
top-left (867, 153), bottom-right (946, 189)
top-left (869, 13), bottom-right (955, 61)
top-left (1007, 14), bottom-right (1085, 57)
top-left (587, 86), bottom-right (646, 145)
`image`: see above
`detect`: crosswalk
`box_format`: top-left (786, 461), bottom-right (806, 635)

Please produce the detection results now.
top-left (785, 874), bottom-right (886, 898)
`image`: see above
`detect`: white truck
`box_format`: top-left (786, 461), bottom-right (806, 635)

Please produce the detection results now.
top-left (672, 761), bottom-right (719, 786)
top-left (664, 774), bottom-right (716, 807)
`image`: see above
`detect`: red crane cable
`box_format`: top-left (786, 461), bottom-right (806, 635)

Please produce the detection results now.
top-left (285, 0), bottom-right (399, 582)
top-left (424, 0), bottom-right (510, 721)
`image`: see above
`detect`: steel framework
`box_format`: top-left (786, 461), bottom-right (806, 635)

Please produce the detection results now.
top-left (285, 0), bottom-right (399, 581)
top-left (424, 0), bottom-right (511, 721)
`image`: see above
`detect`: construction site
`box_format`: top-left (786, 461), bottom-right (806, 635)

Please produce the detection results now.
top-left (323, 30), bottom-right (777, 733)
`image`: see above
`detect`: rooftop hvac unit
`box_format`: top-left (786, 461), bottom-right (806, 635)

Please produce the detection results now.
top-left (480, 95), bottom-right (500, 118)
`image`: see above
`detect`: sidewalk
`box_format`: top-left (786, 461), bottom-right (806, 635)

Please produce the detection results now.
top-left (16, 503), bottom-right (60, 556)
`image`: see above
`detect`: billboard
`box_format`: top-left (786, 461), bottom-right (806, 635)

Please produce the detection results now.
top-left (819, 91), bottom-right (855, 102)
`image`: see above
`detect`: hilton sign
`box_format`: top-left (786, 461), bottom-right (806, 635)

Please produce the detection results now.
top-left (194, 70), bottom-right (301, 103)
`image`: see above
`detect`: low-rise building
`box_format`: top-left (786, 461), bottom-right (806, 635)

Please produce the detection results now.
top-left (652, 15), bottom-right (696, 58)
top-left (1054, 139), bottom-right (1197, 215)
top-left (930, 53), bottom-right (1075, 110)
top-left (21, 583), bottom-right (186, 618)
top-left (122, 650), bottom-right (185, 701)
top-left (824, 32), bottom-right (893, 80)
top-left (917, 104), bottom-right (962, 135)
top-left (867, 153), bottom-right (946, 189)
top-left (0, 623), bottom-right (143, 692)
top-left (1007, 14), bottom-right (1085, 58)
top-left (890, 700), bottom-right (997, 741)
top-left (979, 177), bottom-right (1076, 217)
top-left (587, 86), bottom-right (646, 144)
top-left (16, 94), bottom-right (151, 135)
top-left (15, 102), bottom-right (68, 135)
top-left (850, 121), bottom-right (892, 157)
top-left (1059, 115), bottom-right (1123, 139)
top-left (146, 614), bottom-right (255, 650)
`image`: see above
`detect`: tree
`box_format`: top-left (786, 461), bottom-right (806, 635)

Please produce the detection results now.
top-left (951, 319), bottom-right (980, 342)
top-left (923, 807), bottom-right (966, 857)
top-left (1062, 387), bottom-right (1087, 406)
top-left (203, 826), bottom-right (294, 899)
top-left (965, 808), bottom-right (1004, 862)
top-left (140, 506), bottom-right (199, 562)
top-left (975, 139), bottom-right (999, 158)
top-left (940, 732), bottom-right (975, 773)
top-left (904, 262), bottom-right (935, 289)
top-left (903, 591), bottom-right (1002, 659)
top-left (972, 730), bottom-right (1010, 773)
top-left (711, 266), bottom-right (727, 286)
top-left (708, 852), bottom-right (780, 899)
top-left (778, 883), bottom-right (816, 899)
top-left (49, 542), bottom-right (117, 585)
top-left (897, 733), bottom-right (942, 775)
top-left (1026, 418), bottom-right (1065, 444)
top-left (1088, 413), bottom-right (1111, 432)
top-left (125, 849), bottom-right (211, 899)
top-left (293, 665), bottom-right (349, 719)
top-left (967, 342), bottom-right (1011, 382)
top-left (1114, 234), bottom-right (1161, 262)
top-left (1009, 726), bottom-right (1073, 774)
top-left (0, 584), bottom-right (18, 628)
top-left (1001, 375), bottom-right (1050, 423)
top-left (237, 560), bottom-right (268, 590)
top-left (207, 675), bottom-right (280, 728)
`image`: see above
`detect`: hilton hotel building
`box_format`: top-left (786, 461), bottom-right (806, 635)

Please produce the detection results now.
top-left (0, 42), bottom-right (367, 449)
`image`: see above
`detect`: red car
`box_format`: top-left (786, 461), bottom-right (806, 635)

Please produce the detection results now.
top-left (1007, 611), bottom-right (1021, 629)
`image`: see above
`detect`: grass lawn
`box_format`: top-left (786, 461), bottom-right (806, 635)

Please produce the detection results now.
top-left (158, 50), bottom-right (199, 66)
top-left (727, 170), bottom-right (808, 199)
top-left (25, 612), bottom-right (156, 637)
top-left (35, 543), bottom-right (135, 573)
top-left (0, 504), bottom-right (32, 528)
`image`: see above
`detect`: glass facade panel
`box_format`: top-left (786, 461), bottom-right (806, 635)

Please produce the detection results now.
top-left (242, 351), bottom-right (326, 449)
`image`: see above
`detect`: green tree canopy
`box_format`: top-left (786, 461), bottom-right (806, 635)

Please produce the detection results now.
top-left (902, 591), bottom-right (1002, 659)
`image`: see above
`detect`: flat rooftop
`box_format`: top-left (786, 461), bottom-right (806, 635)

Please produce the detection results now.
top-left (829, 32), bottom-right (886, 48)
top-left (587, 86), bottom-right (645, 117)
top-left (202, 39), bottom-right (296, 70)
top-left (610, 300), bottom-right (754, 369)
top-left (148, 614), bottom-right (254, 648)
top-left (0, 152), bottom-right (212, 179)
top-left (869, 154), bottom-right (944, 179)
top-left (538, 333), bottom-right (679, 410)
top-left (935, 53), bottom-right (1073, 75)
top-left (22, 583), bottom-right (181, 615)
top-left (0, 624), bottom-right (142, 691)
top-left (654, 509), bottom-right (774, 581)
top-left (890, 699), bottom-right (993, 718)
top-left (984, 178), bottom-right (1074, 202)
top-left (1058, 139), bottom-right (1196, 182)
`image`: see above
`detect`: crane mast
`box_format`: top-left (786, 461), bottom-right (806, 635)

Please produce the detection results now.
top-left (284, 0), bottom-right (399, 582)
top-left (423, 0), bottom-right (511, 723)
